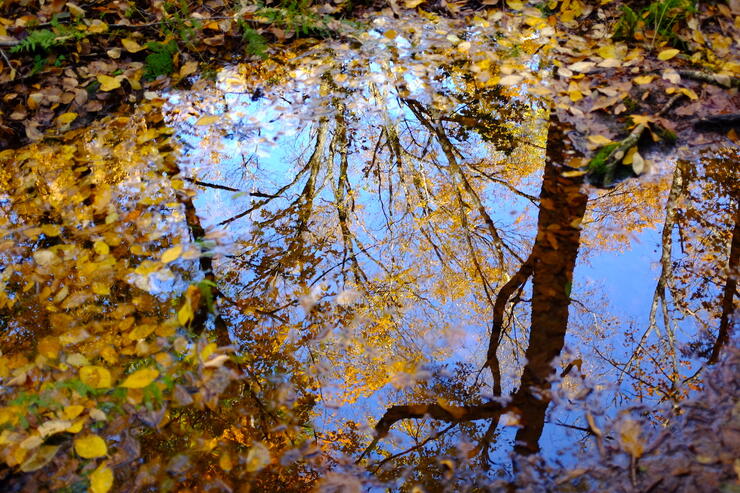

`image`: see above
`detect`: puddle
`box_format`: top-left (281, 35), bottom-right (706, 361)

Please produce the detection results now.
top-left (0, 12), bottom-right (737, 490)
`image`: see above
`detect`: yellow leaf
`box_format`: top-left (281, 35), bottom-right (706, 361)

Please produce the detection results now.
top-left (404, 0), bottom-right (426, 7)
top-left (657, 48), bottom-right (680, 61)
top-left (588, 135), bottom-right (613, 146)
top-left (41, 224), bottom-right (61, 236)
top-left (200, 342), bottom-right (217, 362)
top-left (79, 366), bottom-right (112, 389)
top-left (64, 405), bottom-right (85, 420)
top-left (97, 75), bottom-right (121, 92)
top-left (66, 418), bottom-right (86, 434)
top-left (178, 301), bottom-right (194, 326)
top-left (622, 146), bottom-right (638, 164)
top-left (630, 115), bottom-right (654, 127)
top-left (506, 0), bottom-right (524, 10)
top-left (67, 3), bottom-right (85, 17)
top-left (219, 452), bottom-right (233, 471)
top-left (597, 44), bottom-right (617, 59)
top-left (561, 169), bottom-right (587, 178)
top-left (57, 112), bottom-right (78, 126)
top-left (87, 20), bottom-right (108, 34)
top-left (37, 337), bottom-right (61, 359)
top-left (93, 240), bottom-right (109, 256)
top-left (20, 445), bottom-right (60, 472)
top-left (618, 418), bottom-right (644, 458)
top-left (567, 81), bottom-right (583, 102)
top-left (74, 435), bottom-right (107, 459)
top-left (633, 75), bottom-right (655, 85)
top-left (180, 61), bottom-right (199, 77)
top-left (136, 128), bottom-right (159, 144)
top-left (384, 30), bottom-right (397, 39)
top-left (91, 282), bottom-right (110, 296)
top-left (121, 38), bottom-right (145, 53)
top-left (120, 368), bottom-right (159, 389)
top-left (161, 245), bottom-right (182, 264)
top-left (679, 87), bottom-right (698, 100)
top-left (90, 463), bottom-right (114, 493)
top-left (195, 115), bottom-right (220, 126)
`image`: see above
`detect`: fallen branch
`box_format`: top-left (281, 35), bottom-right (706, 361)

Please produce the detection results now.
top-left (678, 69), bottom-right (740, 89)
top-left (598, 93), bottom-right (684, 187)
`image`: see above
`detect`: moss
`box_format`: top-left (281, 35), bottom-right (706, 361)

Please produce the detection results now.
top-left (587, 143), bottom-right (619, 175)
top-left (144, 41), bottom-right (178, 81)
top-left (655, 125), bottom-right (678, 144)
top-left (622, 97), bottom-right (640, 113)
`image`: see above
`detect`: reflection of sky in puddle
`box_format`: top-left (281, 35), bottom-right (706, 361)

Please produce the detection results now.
top-left (156, 27), bottom-right (729, 472)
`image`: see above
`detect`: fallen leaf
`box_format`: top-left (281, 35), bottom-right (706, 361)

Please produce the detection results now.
top-left (633, 75), bottom-right (655, 85)
top-left (122, 38), bottom-right (145, 53)
top-left (657, 48), bottom-right (680, 61)
top-left (80, 366), bottom-right (112, 389)
top-left (120, 368), bottom-right (159, 389)
top-left (87, 20), bottom-right (109, 34)
top-left (631, 151), bottom-right (645, 174)
top-left (588, 135), bottom-right (613, 146)
top-left (20, 445), bottom-right (60, 472)
top-left (97, 75), bottom-right (121, 92)
top-left (618, 418), bottom-right (644, 458)
top-left (161, 245), bottom-right (182, 264)
top-left (195, 115), bottom-right (220, 126)
top-left (74, 435), bottom-right (108, 459)
top-left (179, 61), bottom-right (199, 78)
top-left (56, 112), bottom-right (78, 126)
top-left (567, 61), bottom-right (595, 73)
top-left (90, 463), bottom-right (114, 493)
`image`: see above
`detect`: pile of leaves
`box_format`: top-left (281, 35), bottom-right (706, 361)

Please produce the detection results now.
top-left (0, 0), bottom-right (351, 149)
top-left (0, 102), bottom-right (323, 491)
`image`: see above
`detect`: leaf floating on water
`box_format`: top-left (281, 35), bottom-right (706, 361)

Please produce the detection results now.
top-left (196, 115), bottom-right (220, 126)
top-left (33, 249), bottom-right (57, 267)
top-left (618, 418), bottom-right (644, 458)
top-left (161, 245), bottom-right (182, 264)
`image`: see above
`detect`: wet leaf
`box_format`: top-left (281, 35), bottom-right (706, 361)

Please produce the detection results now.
top-left (161, 245), bottom-right (182, 263)
top-left (618, 418), bottom-right (644, 458)
top-left (195, 115), bottom-right (220, 126)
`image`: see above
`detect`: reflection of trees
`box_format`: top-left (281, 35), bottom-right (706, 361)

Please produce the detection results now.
top-left (364, 116), bottom-right (588, 468)
top-left (185, 58), bottom-right (546, 408)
